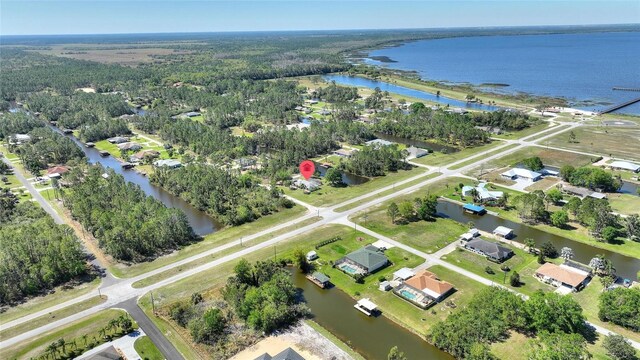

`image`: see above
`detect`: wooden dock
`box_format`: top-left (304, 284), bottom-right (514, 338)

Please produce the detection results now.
top-left (598, 96), bottom-right (640, 115)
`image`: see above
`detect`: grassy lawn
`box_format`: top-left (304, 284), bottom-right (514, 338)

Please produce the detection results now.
top-left (608, 193), bottom-right (640, 215)
top-left (441, 247), bottom-right (556, 297)
top-left (412, 140), bottom-right (507, 167)
top-left (448, 144), bottom-right (520, 170)
top-left (281, 166), bottom-right (428, 207)
top-left (493, 122), bottom-right (559, 140)
top-left (131, 216), bottom-right (321, 288)
top-left (0, 296), bottom-right (106, 340)
top-left (523, 177), bottom-right (560, 192)
top-left (110, 205), bottom-right (307, 278)
top-left (571, 280), bottom-right (640, 343)
top-left (546, 126), bottom-right (640, 162)
top-left (0, 309), bottom-right (136, 360)
top-left (134, 336), bottom-right (165, 360)
top-left (0, 277), bottom-right (101, 326)
top-left (334, 172), bottom-right (441, 212)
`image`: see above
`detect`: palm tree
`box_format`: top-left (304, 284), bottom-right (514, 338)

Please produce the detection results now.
top-left (56, 338), bottom-right (66, 355)
top-left (469, 188), bottom-right (480, 203)
top-left (82, 334), bottom-right (88, 347)
top-left (524, 238), bottom-right (536, 253)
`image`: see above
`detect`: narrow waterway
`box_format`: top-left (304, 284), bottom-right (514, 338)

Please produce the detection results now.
top-left (50, 126), bottom-right (223, 235)
top-left (437, 201), bottom-right (640, 279)
top-left (316, 164), bottom-right (369, 186)
top-left (620, 180), bottom-right (639, 196)
top-left (323, 75), bottom-right (500, 112)
top-left (292, 271), bottom-right (454, 360)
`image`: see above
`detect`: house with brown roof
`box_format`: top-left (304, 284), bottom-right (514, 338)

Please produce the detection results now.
top-left (534, 262), bottom-right (591, 292)
top-left (130, 149), bottom-right (160, 162)
top-left (46, 165), bottom-right (70, 178)
top-left (393, 270), bottom-right (454, 308)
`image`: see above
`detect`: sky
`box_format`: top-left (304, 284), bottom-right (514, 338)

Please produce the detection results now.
top-left (1, 0), bottom-right (639, 36)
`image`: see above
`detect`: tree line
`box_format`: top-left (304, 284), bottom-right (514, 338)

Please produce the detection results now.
top-left (61, 165), bottom-right (196, 262)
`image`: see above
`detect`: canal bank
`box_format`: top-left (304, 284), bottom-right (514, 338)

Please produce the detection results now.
top-left (436, 201), bottom-right (640, 279)
top-left (292, 270), bottom-right (454, 360)
top-left (49, 125), bottom-right (224, 236)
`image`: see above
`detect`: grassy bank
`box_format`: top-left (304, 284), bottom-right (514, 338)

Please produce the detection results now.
top-left (134, 336), bottom-right (165, 360)
top-left (546, 126), bottom-right (640, 162)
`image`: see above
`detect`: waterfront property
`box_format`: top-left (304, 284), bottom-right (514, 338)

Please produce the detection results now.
top-left (107, 136), bottom-right (129, 144)
top-left (335, 246), bottom-right (389, 276)
top-left (307, 272), bottom-right (330, 289)
top-left (117, 142), bottom-right (143, 151)
top-left (463, 238), bottom-right (514, 263)
top-left (463, 203), bottom-right (486, 215)
top-left (501, 168), bottom-right (542, 182)
top-left (153, 159), bottom-right (182, 169)
top-left (462, 183), bottom-right (504, 202)
top-left (406, 146), bottom-right (429, 159)
top-left (255, 347), bottom-right (305, 360)
top-left (492, 226), bottom-right (514, 239)
top-left (393, 270), bottom-right (455, 309)
top-left (609, 160), bottom-right (640, 173)
top-left (561, 184), bottom-right (607, 199)
top-left (534, 262), bottom-right (591, 292)
top-left (354, 298), bottom-right (378, 316)
top-left (293, 178), bottom-right (322, 192)
top-left (365, 139), bottom-right (394, 148)
top-left (46, 165), bottom-right (70, 178)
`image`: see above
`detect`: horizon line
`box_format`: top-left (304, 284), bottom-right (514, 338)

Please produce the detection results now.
top-left (2, 22), bottom-right (639, 37)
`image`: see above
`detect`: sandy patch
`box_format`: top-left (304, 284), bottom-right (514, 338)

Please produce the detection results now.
top-left (78, 87), bottom-right (96, 93)
top-left (230, 322), bottom-right (351, 360)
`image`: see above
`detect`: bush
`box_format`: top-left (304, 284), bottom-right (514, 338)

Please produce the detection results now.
top-left (510, 272), bottom-right (520, 287)
top-left (603, 334), bottom-right (638, 360)
top-left (485, 266), bottom-right (495, 275)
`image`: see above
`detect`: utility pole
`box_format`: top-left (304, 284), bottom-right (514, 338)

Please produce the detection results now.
top-left (274, 245), bottom-right (277, 261)
top-left (240, 237), bottom-right (243, 247)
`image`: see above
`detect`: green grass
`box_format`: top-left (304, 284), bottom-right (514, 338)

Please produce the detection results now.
top-left (134, 336), bottom-right (165, 360)
top-left (110, 205), bottom-right (307, 278)
top-left (412, 140), bottom-right (507, 167)
top-left (304, 320), bottom-right (366, 360)
top-left (546, 126), bottom-right (640, 162)
top-left (441, 247), bottom-right (556, 297)
top-left (0, 277), bottom-right (101, 326)
top-left (571, 279), bottom-right (640, 344)
top-left (448, 144), bottom-right (520, 170)
top-left (493, 122), bottom-right (559, 140)
top-left (131, 216), bottom-right (322, 288)
top-left (281, 167), bottom-right (428, 207)
top-left (0, 309), bottom-right (135, 360)
top-left (334, 172), bottom-right (441, 212)
top-left (608, 193), bottom-right (640, 215)
top-left (0, 296), bottom-right (106, 340)
top-left (520, 124), bottom-right (570, 142)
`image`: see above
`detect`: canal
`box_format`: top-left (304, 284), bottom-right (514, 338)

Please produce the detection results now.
top-left (316, 164), bottom-right (369, 186)
top-left (292, 271), bottom-right (453, 360)
top-left (50, 126), bottom-right (223, 236)
top-left (323, 75), bottom-right (500, 112)
top-left (437, 201), bottom-right (640, 279)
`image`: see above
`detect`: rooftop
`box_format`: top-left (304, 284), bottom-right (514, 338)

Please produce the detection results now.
top-left (535, 262), bottom-right (590, 288)
top-left (610, 160), bottom-right (640, 172)
top-left (356, 298), bottom-right (377, 311)
top-left (365, 139), bottom-right (394, 147)
top-left (405, 270), bottom-right (454, 299)
top-left (345, 247), bottom-right (389, 271)
top-left (463, 203), bottom-right (485, 213)
top-left (465, 238), bottom-right (513, 261)
top-left (493, 226), bottom-right (513, 236)
top-left (394, 267), bottom-right (415, 280)
top-left (311, 272), bottom-right (330, 283)
top-left (501, 168), bottom-right (542, 179)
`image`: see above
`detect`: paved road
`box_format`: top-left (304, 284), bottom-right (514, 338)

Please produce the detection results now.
top-left (116, 297), bottom-right (181, 360)
top-left (4, 118), bottom-right (640, 351)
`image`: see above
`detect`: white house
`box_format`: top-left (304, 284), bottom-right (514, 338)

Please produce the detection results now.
top-left (462, 183), bottom-right (504, 201)
top-left (609, 160), bottom-right (640, 173)
top-left (501, 168), bottom-right (542, 182)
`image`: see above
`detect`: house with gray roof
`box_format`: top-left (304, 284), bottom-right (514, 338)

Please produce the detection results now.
top-left (464, 238), bottom-right (513, 263)
top-left (335, 246), bottom-right (389, 275)
top-left (255, 347), bottom-right (305, 360)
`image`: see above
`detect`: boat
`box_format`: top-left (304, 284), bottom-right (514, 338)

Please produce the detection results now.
top-left (85, 142), bottom-right (95, 148)
top-left (354, 298), bottom-right (378, 316)
top-left (99, 150), bottom-right (110, 157)
top-left (122, 162), bottom-right (135, 169)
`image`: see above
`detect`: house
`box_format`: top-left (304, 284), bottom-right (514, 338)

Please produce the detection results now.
top-left (493, 226), bottom-right (514, 239)
top-left (561, 184), bottom-right (607, 199)
top-left (475, 126), bottom-right (502, 135)
top-left (307, 272), bottom-right (330, 288)
top-left (306, 251), bottom-right (318, 261)
top-left (46, 165), bottom-right (70, 178)
top-left (354, 298), bottom-right (378, 316)
top-left (535, 262), bottom-right (591, 291)
top-left (464, 238), bottom-right (514, 263)
top-left (293, 178), bottom-right (321, 192)
top-left (185, 111), bottom-right (201, 118)
top-left (462, 183), bottom-right (503, 202)
top-left (406, 146), bottom-right (429, 159)
top-left (117, 142), bottom-right (143, 151)
top-left (463, 203), bottom-right (486, 215)
top-left (131, 149), bottom-right (160, 162)
top-left (403, 270), bottom-right (454, 302)
top-left (609, 160), bottom-right (640, 173)
top-left (107, 136), bottom-right (129, 144)
top-left (333, 149), bottom-right (357, 158)
top-left (85, 345), bottom-right (121, 360)
top-left (335, 247), bottom-right (389, 275)
top-left (501, 168), bottom-right (542, 182)
top-left (254, 347), bottom-right (305, 360)
top-left (11, 134), bottom-right (32, 145)
top-left (393, 267), bottom-right (415, 281)
top-left (365, 139), bottom-right (394, 148)
top-left (153, 159), bottom-right (182, 169)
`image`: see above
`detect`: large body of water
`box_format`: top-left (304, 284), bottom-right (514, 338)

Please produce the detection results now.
top-left (366, 31), bottom-right (640, 115)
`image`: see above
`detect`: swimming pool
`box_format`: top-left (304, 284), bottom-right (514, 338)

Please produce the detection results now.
top-left (400, 290), bottom-right (416, 300)
top-left (340, 264), bottom-right (359, 274)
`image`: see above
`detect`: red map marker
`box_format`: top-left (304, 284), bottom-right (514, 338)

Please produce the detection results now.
top-left (299, 160), bottom-right (315, 180)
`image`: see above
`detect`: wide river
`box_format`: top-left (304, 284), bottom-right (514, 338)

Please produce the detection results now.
top-left (366, 31), bottom-right (640, 115)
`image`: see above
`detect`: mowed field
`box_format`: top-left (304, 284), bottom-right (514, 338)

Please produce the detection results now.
top-left (30, 45), bottom-right (195, 66)
top-left (546, 126), bottom-right (640, 162)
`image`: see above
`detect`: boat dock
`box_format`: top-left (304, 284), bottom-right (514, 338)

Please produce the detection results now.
top-left (354, 298), bottom-right (378, 316)
top-left (598, 96), bottom-right (640, 115)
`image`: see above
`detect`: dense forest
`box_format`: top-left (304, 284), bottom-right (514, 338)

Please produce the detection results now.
top-left (62, 165), bottom-right (196, 262)
top-left (0, 201), bottom-right (89, 305)
top-left (341, 143), bottom-right (411, 177)
top-left (15, 127), bottom-right (85, 174)
top-left (150, 165), bottom-right (294, 226)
